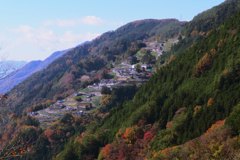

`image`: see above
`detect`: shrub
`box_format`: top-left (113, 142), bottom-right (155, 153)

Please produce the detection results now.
top-left (101, 86), bottom-right (112, 95)
top-left (61, 113), bottom-right (74, 124)
top-left (74, 96), bottom-right (82, 102)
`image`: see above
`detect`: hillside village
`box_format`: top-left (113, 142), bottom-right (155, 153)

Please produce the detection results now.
top-left (1, 1), bottom-right (240, 159)
top-left (29, 40), bottom-right (168, 127)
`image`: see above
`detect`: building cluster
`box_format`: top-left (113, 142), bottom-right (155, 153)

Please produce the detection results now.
top-left (28, 54), bottom-right (155, 127)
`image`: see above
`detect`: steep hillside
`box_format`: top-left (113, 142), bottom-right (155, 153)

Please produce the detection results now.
top-left (2, 19), bottom-right (184, 114)
top-left (52, 2), bottom-right (240, 160)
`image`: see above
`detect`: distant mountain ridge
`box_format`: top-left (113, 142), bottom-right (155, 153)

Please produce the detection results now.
top-left (0, 60), bottom-right (26, 79)
top-left (0, 50), bottom-right (68, 93)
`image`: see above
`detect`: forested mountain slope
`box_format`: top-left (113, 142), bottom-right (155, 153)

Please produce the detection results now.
top-left (185, 0), bottom-right (240, 35)
top-left (54, 1), bottom-right (240, 159)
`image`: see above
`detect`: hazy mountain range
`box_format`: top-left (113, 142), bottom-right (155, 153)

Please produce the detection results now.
top-left (0, 50), bottom-right (68, 93)
top-left (0, 61), bottom-right (26, 79)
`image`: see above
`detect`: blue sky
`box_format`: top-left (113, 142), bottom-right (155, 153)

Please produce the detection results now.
top-left (0, 0), bottom-right (224, 61)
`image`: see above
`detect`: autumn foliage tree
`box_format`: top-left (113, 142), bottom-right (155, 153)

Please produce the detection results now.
top-left (195, 52), bottom-right (213, 76)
